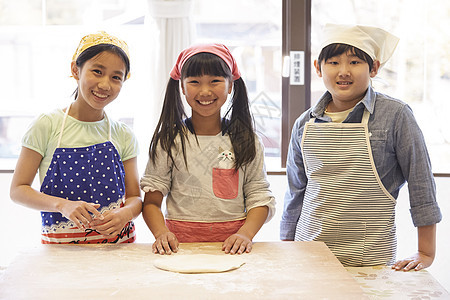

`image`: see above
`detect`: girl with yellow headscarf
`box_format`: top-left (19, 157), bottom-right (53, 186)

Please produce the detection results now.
top-left (10, 31), bottom-right (142, 244)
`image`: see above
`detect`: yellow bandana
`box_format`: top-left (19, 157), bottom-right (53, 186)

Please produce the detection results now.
top-left (72, 31), bottom-right (130, 68)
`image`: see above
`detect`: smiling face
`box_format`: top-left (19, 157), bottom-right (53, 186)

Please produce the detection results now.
top-left (181, 74), bottom-right (232, 123)
top-left (71, 51), bottom-right (126, 119)
top-left (314, 50), bottom-right (379, 111)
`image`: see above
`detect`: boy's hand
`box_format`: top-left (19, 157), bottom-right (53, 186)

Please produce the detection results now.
top-left (391, 252), bottom-right (434, 271)
top-left (222, 233), bottom-right (252, 254)
top-left (153, 232), bottom-right (179, 255)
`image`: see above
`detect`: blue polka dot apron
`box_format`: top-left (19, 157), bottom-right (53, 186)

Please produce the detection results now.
top-left (39, 105), bottom-right (135, 244)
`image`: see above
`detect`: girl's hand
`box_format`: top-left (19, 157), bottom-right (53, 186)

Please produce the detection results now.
top-left (90, 207), bottom-right (133, 237)
top-left (59, 201), bottom-right (103, 230)
top-left (153, 232), bottom-right (179, 255)
top-left (391, 252), bottom-right (434, 271)
top-left (222, 233), bottom-right (252, 255)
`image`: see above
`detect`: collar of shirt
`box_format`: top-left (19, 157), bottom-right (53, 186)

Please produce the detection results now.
top-left (311, 86), bottom-right (376, 122)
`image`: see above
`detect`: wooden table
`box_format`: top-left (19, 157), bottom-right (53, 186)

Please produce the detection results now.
top-left (346, 266), bottom-right (449, 299)
top-left (0, 241), bottom-right (365, 299)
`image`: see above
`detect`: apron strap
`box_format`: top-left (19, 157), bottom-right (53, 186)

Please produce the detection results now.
top-left (361, 109), bottom-right (370, 125)
top-left (56, 103), bottom-right (111, 148)
top-left (308, 108), bottom-right (371, 125)
top-left (105, 113), bottom-right (112, 141)
top-left (56, 104), bottom-right (71, 148)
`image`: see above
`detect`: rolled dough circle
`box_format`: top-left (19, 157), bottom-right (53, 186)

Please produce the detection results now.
top-left (153, 254), bottom-right (245, 274)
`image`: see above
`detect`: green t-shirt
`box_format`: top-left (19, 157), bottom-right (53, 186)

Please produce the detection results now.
top-left (22, 109), bottom-right (139, 184)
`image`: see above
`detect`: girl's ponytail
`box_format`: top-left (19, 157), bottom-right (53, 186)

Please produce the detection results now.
top-left (224, 78), bottom-right (256, 170)
top-left (149, 78), bottom-right (188, 167)
top-left (150, 50), bottom-right (257, 171)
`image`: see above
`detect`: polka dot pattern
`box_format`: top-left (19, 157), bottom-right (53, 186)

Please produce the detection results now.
top-left (40, 141), bottom-right (126, 241)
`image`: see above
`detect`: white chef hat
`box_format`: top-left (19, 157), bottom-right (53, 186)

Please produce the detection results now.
top-left (320, 23), bottom-right (400, 68)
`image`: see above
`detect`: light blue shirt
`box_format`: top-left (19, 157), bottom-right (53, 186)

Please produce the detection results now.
top-left (280, 86), bottom-right (442, 240)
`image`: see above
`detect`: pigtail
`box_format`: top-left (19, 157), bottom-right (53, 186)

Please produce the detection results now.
top-left (149, 78), bottom-right (188, 168)
top-left (223, 78), bottom-right (256, 170)
top-left (151, 51), bottom-right (256, 171)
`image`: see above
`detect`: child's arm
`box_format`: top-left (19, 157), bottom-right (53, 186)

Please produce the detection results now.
top-left (90, 157), bottom-right (142, 236)
top-left (222, 205), bottom-right (269, 254)
top-left (142, 190), bottom-right (179, 254)
top-left (10, 147), bottom-right (103, 229)
top-left (281, 117), bottom-right (309, 241)
top-left (392, 224), bottom-right (436, 271)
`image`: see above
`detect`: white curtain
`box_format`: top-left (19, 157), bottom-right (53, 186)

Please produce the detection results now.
top-left (146, 0), bottom-right (194, 127)
top-left (134, 0), bottom-right (194, 169)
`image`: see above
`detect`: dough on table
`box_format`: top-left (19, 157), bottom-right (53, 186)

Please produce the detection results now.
top-left (153, 254), bottom-right (245, 274)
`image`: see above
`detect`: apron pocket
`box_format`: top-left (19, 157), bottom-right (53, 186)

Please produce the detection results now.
top-left (361, 219), bottom-right (397, 266)
top-left (212, 168), bottom-right (239, 199)
top-left (295, 214), bottom-right (338, 242)
top-left (296, 215), bottom-right (367, 266)
top-left (332, 220), bottom-right (366, 266)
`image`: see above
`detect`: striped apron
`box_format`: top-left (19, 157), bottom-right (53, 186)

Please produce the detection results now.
top-left (295, 110), bottom-right (396, 266)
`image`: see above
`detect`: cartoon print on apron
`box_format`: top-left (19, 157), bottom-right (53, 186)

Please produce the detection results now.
top-left (295, 110), bottom-right (396, 266)
top-left (40, 104), bottom-right (135, 244)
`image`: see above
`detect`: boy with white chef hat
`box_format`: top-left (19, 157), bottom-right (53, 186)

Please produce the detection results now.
top-left (281, 24), bottom-right (442, 271)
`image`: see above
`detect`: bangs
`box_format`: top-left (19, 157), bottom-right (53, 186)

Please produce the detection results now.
top-left (181, 53), bottom-right (232, 79)
top-left (319, 43), bottom-right (372, 64)
top-left (77, 44), bottom-right (130, 77)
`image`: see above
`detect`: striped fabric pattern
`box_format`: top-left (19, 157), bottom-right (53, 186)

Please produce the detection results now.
top-left (41, 221), bottom-right (136, 244)
top-left (295, 113), bottom-right (397, 267)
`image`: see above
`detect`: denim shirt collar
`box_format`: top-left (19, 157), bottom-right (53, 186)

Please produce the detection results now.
top-left (311, 86), bottom-right (376, 122)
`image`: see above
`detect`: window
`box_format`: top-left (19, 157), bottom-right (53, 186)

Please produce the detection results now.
top-left (192, 0), bottom-right (283, 169)
top-left (2, 0), bottom-right (447, 174)
top-left (0, 0), bottom-right (284, 171)
top-left (0, 0), bottom-right (151, 170)
top-left (311, 0), bottom-right (450, 174)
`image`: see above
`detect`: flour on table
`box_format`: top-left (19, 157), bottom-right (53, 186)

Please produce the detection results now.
top-left (153, 254), bottom-right (245, 274)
